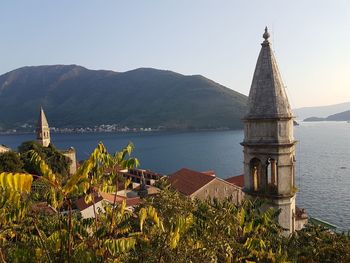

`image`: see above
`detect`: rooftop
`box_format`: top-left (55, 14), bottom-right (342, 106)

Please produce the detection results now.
top-left (76, 192), bottom-right (141, 211)
top-left (225, 174), bottom-right (244, 188)
top-left (168, 168), bottom-right (216, 196)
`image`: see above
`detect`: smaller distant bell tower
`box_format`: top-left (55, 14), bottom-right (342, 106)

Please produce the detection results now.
top-left (36, 107), bottom-right (51, 147)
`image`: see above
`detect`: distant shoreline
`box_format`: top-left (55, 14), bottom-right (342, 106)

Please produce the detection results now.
top-left (0, 127), bottom-right (240, 136)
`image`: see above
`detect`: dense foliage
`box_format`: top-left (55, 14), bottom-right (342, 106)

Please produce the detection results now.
top-left (0, 151), bottom-right (24, 172)
top-left (18, 141), bottom-right (71, 177)
top-left (0, 142), bottom-right (349, 262)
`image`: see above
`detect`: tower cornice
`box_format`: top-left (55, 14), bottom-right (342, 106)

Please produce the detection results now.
top-left (243, 116), bottom-right (295, 121)
top-left (240, 140), bottom-right (297, 147)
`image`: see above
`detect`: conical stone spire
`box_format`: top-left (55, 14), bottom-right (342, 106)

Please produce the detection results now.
top-left (36, 107), bottom-right (50, 147)
top-left (245, 27), bottom-right (292, 119)
top-left (37, 107), bottom-right (49, 128)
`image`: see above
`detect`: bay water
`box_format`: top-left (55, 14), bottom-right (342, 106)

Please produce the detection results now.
top-left (1, 122), bottom-right (349, 231)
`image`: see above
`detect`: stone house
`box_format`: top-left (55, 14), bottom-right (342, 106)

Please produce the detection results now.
top-left (75, 192), bottom-right (141, 219)
top-left (168, 168), bottom-right (244, 204)
top-left (0, 144), bottom-right (10, 153)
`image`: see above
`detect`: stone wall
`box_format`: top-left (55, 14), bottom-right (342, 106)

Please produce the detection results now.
top-left (192, 178), bottom-right (244, 205)
top-left (62, 147), bottom-right (77, 175)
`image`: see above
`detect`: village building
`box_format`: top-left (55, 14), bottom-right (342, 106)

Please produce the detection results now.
top-left (120, 168), bottom-right (163, 187)
top-left (36, 107), bottom-right (77, 175)
top-left (168, 168), bottom-right (244, 203)
top-left (75, 192), bottom-right (141, 219)
top-left (0, 144), bottom-right (11, 153)
top-left (241, 27), bottom-right (307, 233)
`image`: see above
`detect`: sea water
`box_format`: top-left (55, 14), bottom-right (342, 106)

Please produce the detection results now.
top-left (1, 122), bottom-right (349, 231)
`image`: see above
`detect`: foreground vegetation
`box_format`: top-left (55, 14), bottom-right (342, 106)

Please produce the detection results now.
top-left (0, 143), bottom-right (350, 262)
top-left (0, 141), bottom-right (71, 176)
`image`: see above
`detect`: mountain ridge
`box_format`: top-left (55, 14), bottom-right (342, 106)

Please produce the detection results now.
top-left (0, 65), bottom-right (248, 131)
top-left (294, 101), bottom-right (350, 120)
top-left (304, 109), bottom-right (350, 122)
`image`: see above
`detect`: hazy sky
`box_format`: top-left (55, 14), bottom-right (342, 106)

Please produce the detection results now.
top-left (1, 1), bottom-right (349, 108)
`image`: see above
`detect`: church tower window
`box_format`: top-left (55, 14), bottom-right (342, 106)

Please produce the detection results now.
top-left (267, 158), bottom-right (278, 193)
top-left (250, 158), bottom-right (261, 191)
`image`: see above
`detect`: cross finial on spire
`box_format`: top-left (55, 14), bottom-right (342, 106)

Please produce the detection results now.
top-left (263, 26), bottom-right (270, 41)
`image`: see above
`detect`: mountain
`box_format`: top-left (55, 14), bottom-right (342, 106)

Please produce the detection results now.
top-left (326, 110), bottom-right (350, 121)
top-left (294, 101), bottom-right (350, 120)
top-left (0, 65), bottom-right (248, 130)
top-left (303, 117), bottom-right (326, 122)
top-left (303, 109), bottom-right (350, 122)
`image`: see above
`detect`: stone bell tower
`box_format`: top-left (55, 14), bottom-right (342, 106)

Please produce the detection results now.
top-left (36, 107), bottom-right (51, 147)
top-left (241, 27), bottom-right (297, 234)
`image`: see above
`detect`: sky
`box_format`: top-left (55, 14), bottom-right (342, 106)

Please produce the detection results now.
top-left (1, 0), bottom-right (349, 108)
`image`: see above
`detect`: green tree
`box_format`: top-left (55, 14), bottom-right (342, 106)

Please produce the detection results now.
top-left (0, 142), bottom-right (161, 262)
top-left (129, 180), bottom-right (195, 262)
top-left (1, 142), bottom-right (350, 262)
top-left (286, 225), bottom-right (350, 263)
top-left (18, 141), bottom-right (71, 177)
top-left (0, 151), bottom-right (24, 172)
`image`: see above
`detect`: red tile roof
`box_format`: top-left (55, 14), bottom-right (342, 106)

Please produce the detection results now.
top-left (76, 192), bottom-right (140, 211)
top-left (168, 168), bottom-right (216, 196)
top-left (126, 197), bottom-right (142, 206)
top-left (100, 192), bottom-right (125, 203)
top-left (225, 175), bottom-right (244, 188)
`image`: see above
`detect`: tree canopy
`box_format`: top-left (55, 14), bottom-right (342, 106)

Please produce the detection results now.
top-left (0, 142), bottom-right (349, 262)
top-left (0, 151), bottom-right (24, 172)
top-left (18, 141), bottom-right (71, 177)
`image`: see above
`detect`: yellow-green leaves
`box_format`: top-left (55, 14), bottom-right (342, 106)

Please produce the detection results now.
top-left (169, 214), bottom-right (193, 249)
top-left (29, 151), bottom-right (56, 183)
top-left (84, 193), bottom-right (93, 205)
top-left (139, 207), bottom-right (148, 231)
top-left (169, 229), bottom-right (180, 249)
top-left (238, 207), bottom-right (246, 227)
top-left (243, 221), bottom-right (253, 235)
top-left (104, 237), bottom-right (136, 255)
top-left (124, 178), bottom-right (132, 190)
top-left (0, 172), bottom-right (33, 193)
top-left (0, 173), bottom-right (33, 223)
top-left (139, 206), bottom-right (161, 232)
